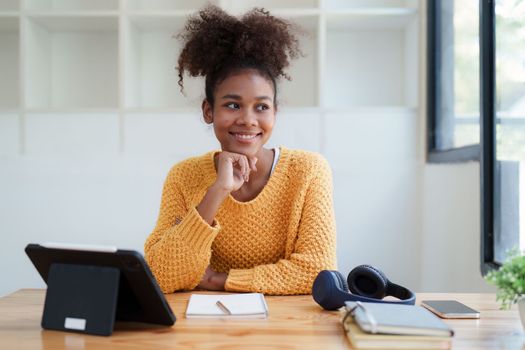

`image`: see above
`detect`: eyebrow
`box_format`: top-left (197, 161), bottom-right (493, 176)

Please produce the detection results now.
top-left (220, 94), bottom-right (273, 102)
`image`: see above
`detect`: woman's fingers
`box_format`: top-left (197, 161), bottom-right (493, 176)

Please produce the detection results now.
top-left (249, 157), bottom-right (258, 172)
top-left (216, 151), bottom-right (259, 189)
top-left (240, 156), bottom-right (250, 182)
top-left (231, 153), bottom-right (250, 182)
top-left (198, 266), bottom-right (227, 291)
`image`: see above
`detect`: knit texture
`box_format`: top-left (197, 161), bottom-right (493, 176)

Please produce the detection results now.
top-left (144, 147), bottom-right (337, 295)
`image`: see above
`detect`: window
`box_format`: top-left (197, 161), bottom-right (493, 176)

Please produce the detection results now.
top-left (427, 0), bottom-right (481, 162)
top-left (484, 0), bottom-right (525, 264)
top-left (430, 0), bottom-right (525, 271)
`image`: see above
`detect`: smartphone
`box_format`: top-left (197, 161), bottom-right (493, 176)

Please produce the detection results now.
top-left (421, 300), bottom-right (480, 319)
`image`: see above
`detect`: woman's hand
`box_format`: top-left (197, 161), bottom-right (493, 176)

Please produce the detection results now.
top-left (213, 151), bottom-right (258, 193)
top-left (196, 151), bottom-right (257, 226)
top-left (198, 266), bottom-right (228, 291)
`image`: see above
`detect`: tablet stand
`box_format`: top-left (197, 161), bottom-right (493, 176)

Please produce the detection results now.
top-left (42, 263), bottom-right (121, 336)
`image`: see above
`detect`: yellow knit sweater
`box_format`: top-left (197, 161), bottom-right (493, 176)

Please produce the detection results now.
top-left (144, 146), bottom-right (337, 295)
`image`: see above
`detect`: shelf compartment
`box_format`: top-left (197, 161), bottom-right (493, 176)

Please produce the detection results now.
top-left (24, 0), bottom-right (118, 12)
top-left (124, 15), bottom-right (205, 109)
top-left (278, 15), bottom-right (319, 108)
top-left (0, 17), bottom-right (19, 109)
top-left (324, 26), bottom-right (408, 108)
top-left (24, 16), bottom-right (118, 109)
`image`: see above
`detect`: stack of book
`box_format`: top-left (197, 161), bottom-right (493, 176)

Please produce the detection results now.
top-left (342, 301), bottom-right (454, 349)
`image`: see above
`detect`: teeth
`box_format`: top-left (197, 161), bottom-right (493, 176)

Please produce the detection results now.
top-left (236, 134), bottom-right (257, 139)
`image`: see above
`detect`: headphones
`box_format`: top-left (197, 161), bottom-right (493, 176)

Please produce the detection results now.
top-left (312, 265), bottom-right (416, 310)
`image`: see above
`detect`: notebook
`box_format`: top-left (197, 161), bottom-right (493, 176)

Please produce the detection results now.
top-left (185, 293), bottom-right (268, 319)
top-left (345, 301), bottom-right (454, 337)
top-left (343, 318), bottom-right (452, 349)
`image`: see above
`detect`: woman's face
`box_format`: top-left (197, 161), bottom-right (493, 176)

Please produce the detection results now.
top-left (202, 69), bottom-right (276, 158)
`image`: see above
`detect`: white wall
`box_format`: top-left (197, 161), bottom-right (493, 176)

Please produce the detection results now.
top-left (420, 164), bottom-right (493, 292)
top-left (326, 108), bottom-right (421, 290)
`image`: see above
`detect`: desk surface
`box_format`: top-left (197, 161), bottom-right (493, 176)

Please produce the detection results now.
top-left (0, 290), bottom-right (524, 350)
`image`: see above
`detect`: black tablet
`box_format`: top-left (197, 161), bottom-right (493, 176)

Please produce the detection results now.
top-left (25, 243), bottom-right (175, 335)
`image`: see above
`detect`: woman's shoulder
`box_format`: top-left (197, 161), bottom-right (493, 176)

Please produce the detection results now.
top-left (283, 147), bottom-right (331, 175)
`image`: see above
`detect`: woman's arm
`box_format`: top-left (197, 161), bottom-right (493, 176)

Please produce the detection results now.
top-left (144, 169), bottom-right (222, 293)
top-left (145, 152), bottom-right (257, 293)
top-left (224, 157), bottom-right (337, 295)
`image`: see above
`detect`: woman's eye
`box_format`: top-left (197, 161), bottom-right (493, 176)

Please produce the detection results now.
top-left (226, 102), bottom-right (240, 109)
top-left (256, 104), bottom-right (269, 111)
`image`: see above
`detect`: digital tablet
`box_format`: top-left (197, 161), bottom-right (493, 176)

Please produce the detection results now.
top-left (25, 243), bottom-right (175, 333)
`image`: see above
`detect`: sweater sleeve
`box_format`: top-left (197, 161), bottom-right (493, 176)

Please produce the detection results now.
top-left (144, 167), bottom-right (220, 293)
top-left (224, 156), bottom-right (337, 295)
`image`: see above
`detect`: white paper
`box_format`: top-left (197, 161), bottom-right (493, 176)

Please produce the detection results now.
top-left (186, 293), bottom-right (268, 318)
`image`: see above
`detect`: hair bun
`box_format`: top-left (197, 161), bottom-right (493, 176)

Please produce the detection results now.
top-left (176, 5), bottom-right (303, 92)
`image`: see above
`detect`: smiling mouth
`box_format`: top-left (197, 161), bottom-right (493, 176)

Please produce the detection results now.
top-left (229, 132), bottom-right (262, 142)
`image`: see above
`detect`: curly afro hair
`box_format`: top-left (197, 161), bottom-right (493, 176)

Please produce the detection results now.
top-left (176, 5), bottom-right (303, 107)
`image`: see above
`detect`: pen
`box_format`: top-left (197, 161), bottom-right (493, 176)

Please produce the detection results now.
top-left (216, 300), bottom-right (232, 315)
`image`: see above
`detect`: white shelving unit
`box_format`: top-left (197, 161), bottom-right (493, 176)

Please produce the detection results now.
top-left (124, 15), bottom-right (203, 109)
top-left (0, 0), bottom-right (419, 154)
top-left (279, 14), bottom-right (319, 108)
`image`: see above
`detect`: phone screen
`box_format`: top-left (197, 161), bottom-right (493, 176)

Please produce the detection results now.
top-left (421, 300), bottom-right (480, 319)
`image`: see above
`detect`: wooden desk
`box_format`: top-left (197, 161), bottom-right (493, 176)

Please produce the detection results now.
top-left (0, 290), bottom-right (523, 350)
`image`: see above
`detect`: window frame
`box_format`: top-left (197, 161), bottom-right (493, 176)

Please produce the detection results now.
top-left (427, 0), bottom-right (481, 163)
top-left (479, 0), bottom-right (500, 274)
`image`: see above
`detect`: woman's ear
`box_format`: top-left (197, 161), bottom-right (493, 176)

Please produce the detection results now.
top-left (202, 99), bottom-right (213, 124)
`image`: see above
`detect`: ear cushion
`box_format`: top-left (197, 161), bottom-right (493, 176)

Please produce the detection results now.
top-left (334, 269), bottom-right (349, 292)
top-left (347, 264), bottom-right (389, 299)
top-left (312, 270), bottom-right (349, 310)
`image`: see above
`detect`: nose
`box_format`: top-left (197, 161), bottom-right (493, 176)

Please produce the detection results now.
top-left (236, 109), bottom-right (257, 126)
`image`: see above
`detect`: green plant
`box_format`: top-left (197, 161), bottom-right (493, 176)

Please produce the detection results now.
top-left (485, 248), bottom-right (525, 309)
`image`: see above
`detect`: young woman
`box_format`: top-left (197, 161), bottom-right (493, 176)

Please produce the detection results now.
top-left (144, 5), bottom-right (336, 295)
